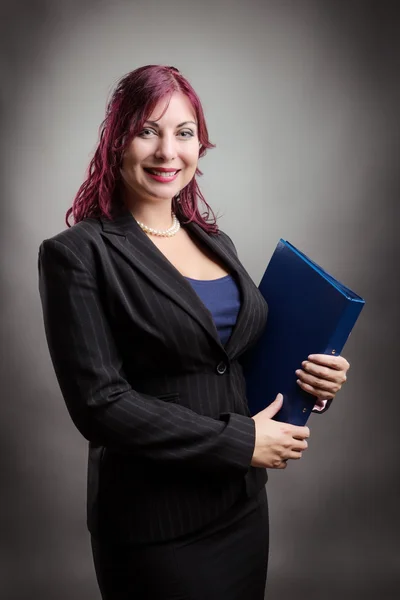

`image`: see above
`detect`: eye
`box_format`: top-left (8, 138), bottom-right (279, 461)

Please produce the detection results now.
top-left (178, 130), bottom-right (195, 139)
top-left (139, 128), bottom-right (157, 137)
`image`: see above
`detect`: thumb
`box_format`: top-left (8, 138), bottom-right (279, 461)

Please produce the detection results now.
top-left (262, 393), bottom-right (284, 418)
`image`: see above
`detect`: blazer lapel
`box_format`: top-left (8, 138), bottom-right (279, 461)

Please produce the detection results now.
top-left (100, 211), bottom-right (257, 358)
top-left (100, 212), bottom-right (225, 352)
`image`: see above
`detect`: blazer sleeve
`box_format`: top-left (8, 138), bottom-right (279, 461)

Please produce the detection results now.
top-left (38, 237), bottom-right (256, 474)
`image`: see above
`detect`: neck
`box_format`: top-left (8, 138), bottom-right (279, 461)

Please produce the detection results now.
top-left (125, 199), bottom-right (175, 231)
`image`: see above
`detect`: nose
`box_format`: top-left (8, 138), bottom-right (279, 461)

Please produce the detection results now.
top-left (154, 134), bottom-right (177, 161)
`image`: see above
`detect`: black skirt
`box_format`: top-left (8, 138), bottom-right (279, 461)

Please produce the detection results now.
top-left (91, 485), bottom-right (269, 600)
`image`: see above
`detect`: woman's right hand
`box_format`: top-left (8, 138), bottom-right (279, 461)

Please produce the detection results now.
top-left (250, 393), bottom-right (310, 469)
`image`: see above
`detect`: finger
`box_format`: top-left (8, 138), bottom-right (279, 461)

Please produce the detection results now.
top-left (292, 439), bottom-right (308, 451)
top-left (307, 354), bottom-right (350, 371)
top-left (290, 425), bottom-right (311, 439)
top-left (299, 362), bottom-right (346, 384)
top-left (296, 371), bottom-right (340, 392)
top-left (278, 459), bottom-right (288, 469)
top-left (261, 393), bottom-right (284, 418)
top-left (296, 379), bottom-right (335, 400)
top-left (287, 450), bottom-right (303, 460)
top-left (271, 457), bottom-right (289, 469)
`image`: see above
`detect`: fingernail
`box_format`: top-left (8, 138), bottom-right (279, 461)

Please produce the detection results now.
top-left (295, 369), bottom-right (301, 375)
top-left (308, 355), bottom-right (315, 359)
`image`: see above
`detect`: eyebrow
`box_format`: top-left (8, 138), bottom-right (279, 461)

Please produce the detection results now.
top-left (144, 120), bottom-right (197, 128)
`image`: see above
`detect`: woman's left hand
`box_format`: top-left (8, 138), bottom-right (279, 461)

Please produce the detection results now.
top-left (295, 354), bottom-right (350, 401)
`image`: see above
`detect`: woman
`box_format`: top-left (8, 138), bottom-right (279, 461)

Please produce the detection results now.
top-left (38, 65), bottom-right (349, 599)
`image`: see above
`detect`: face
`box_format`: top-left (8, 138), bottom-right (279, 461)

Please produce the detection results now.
top-left (120, 92), bottom-right (200, 205)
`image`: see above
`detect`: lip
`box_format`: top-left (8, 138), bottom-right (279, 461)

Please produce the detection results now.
top-left (144, 167), bottom-right (180, 183)
top-left (144, 167), bottom-right (180, 173)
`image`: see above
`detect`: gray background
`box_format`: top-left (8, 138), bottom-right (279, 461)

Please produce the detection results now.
top-left (1, 1), bottom-right (399, 599)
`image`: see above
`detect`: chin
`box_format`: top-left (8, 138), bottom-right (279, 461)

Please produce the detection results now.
top-left (145, 182), bottom-right (184, 199)
top-left (144, 189), bottom-right (179, 202)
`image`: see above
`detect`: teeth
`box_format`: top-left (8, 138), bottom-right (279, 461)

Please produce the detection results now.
top-left (148, 170), bottom-right (177, 177)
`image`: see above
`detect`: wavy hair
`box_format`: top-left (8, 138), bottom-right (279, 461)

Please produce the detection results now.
top-left (66, 65), bottom-right (218, 233)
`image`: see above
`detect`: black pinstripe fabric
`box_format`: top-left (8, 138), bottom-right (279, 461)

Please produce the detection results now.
top-left (38, 210), bottom-right (269, 543)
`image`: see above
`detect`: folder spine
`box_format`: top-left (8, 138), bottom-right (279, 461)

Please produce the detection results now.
top-left (323, 299), bottom-right (363, 357)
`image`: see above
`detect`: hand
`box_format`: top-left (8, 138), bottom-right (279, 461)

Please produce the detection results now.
top-left (295, 354), bottom-right (350, 401)
top-left (251, 393), bottom-right (310, 469)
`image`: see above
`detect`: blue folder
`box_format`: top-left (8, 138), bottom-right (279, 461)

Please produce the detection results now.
top-left (242, 239), bottom-right (365, 425)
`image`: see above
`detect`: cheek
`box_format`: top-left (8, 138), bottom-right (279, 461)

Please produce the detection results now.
top-left (122, 152), bottom-right (141, 176)
top-left (183, 146), bottom-right (200, 169)
top-left (120, 158), bottom-right (142, 189)
top-left (123, 140), bottom-right (148, 168)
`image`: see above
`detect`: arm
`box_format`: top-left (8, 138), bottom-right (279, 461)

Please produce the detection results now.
top-left (38, 238), bottom-right (255, 474)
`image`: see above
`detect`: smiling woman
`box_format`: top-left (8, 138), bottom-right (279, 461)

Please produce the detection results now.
top-left (120, 93), bottom-right (201, 222)
top-left (66, 65), bottom-right (217, 233)
top-left (38, 64), bottom-right (349, 600)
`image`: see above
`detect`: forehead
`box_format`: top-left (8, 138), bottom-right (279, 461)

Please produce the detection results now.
top-left (147, 92), bottom-right (196, 124)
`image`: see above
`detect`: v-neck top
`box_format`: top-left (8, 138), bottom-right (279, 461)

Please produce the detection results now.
top-left (185, 274), bottom-right (241, 346)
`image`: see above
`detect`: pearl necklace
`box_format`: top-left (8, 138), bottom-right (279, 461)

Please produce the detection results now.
top-left (136, 212), bottom-right (181, 237)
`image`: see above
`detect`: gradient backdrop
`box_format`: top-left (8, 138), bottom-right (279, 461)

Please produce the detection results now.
top-left (1, 1), bottom-right (399, 599)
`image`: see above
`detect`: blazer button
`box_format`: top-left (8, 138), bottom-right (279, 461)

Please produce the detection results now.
top-left (216, 361), bottom-right (227, 375)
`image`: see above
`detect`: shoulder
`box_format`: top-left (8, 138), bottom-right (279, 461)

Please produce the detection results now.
top-left (41, 217), bottom-right (102, 250)
top-left (40, 218), bottom-right (105, 261)
top-left (38, 218), bottom-right (104, 273)
top-left (213, 229), bottom-right (239, 257)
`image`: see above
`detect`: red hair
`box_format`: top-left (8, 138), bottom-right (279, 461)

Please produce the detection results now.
top-left (66, 65), bottom-right (218, 233)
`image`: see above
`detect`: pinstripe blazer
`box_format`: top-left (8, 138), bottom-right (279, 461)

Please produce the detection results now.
top-left (38, 209), bottom-right (269, 543)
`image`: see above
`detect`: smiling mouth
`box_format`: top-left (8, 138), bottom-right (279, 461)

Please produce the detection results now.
top-left (144, 168), bottom-right (180, 178)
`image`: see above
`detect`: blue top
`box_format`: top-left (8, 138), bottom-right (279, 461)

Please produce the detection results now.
top-left (186, 274), bottom-right (241, 345)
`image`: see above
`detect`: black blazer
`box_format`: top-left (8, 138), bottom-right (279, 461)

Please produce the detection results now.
top-left (38, 210), bottom-right (269, 544)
